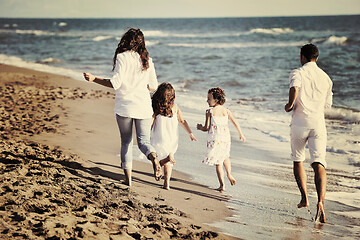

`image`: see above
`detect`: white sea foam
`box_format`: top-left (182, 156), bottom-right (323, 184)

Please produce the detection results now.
top-left (146, 40), bottom-right (160, 46)
top-left (92, 35), bottom-right (113, 42)
top-left (326, 190), bottom-right (360, 211)
top-left (249, 28), bottom-right (294, 35)
top-left (323, 35), bottom-right (347, 45)
top-left (58, 22), bottom-right (67, 27)
top-left (0, 54), bottom-right (83, 80)
top-left (36, 57), bottom-right (63, 64)
top-left (325, 107), bottom-right (360, 123)
top-left (15, 29), bottom-right (55, 36)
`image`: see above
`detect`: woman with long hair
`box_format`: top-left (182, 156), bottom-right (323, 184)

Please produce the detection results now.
top-left (83, 28), bottom-right (162, 186)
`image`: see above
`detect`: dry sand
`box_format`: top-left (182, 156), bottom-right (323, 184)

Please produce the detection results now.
top-left (0, 64), bottom-right (239, 239)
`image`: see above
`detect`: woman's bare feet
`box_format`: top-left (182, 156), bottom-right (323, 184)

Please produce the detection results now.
top-left (148, 152), bottom-right (163, 181)
top-left (315, 202), bottom-right (325, 223)
top-left (297, 197), bottom-right (310, 209)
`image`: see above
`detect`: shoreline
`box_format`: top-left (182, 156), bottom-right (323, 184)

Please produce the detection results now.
top-left (0, 64), bottom-right (238, 239)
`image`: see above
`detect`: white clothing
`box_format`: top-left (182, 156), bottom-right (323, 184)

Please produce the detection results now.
top-left (151, 107), bottom-right (179, 161)
top-left (290, 125), bottom-right (327, 168)
top-left (289, 62), bottom-right (333, 128)
top-left (110, 51), bottom-right (158, 119)
top-left (203, 108), bottom-right (231, 165)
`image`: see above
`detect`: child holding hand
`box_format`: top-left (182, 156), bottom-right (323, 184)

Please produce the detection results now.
top-left (151, 82), bottom-right (197, 190)
top-left (197, 87), bottom-right (245, 192)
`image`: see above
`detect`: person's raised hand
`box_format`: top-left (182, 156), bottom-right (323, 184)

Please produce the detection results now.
top-left (83, 72), bottom-right (95, 82)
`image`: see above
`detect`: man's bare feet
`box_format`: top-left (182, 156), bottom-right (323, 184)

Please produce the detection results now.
top-left (315, 202), bottom-right (325, 223)
top-left (297, 197), bottom-right (309, 208)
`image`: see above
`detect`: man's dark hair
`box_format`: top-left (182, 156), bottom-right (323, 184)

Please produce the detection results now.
top-left (301, 44), bottom-right (319, 62)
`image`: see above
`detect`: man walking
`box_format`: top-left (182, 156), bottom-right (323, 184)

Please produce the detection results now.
top-left (285, 43), bottom-right (333, 223)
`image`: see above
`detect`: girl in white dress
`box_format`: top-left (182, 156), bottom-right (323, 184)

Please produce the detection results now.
top-left (197, 87), bottom-right (246, 192)
top-left (151, 83), bottom-right (197, 189)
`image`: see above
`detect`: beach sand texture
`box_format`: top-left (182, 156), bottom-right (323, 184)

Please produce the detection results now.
top-left (0, 64), bottom-right (238, 240)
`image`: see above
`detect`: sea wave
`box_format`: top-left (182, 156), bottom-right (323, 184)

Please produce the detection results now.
top-left (58, 22), bottom-right (67, 27)
top-left (249, 28), bottom-right (294, 35)
top-left (168, 41), bottom-right (306, 49)
top-left (15, 29), bottom-right (56, 36)
top-left (0, 54), bottom-right (83, 81)
top-left (324, 35), bottom-right (347, 45)
top-left (92, 35), bottom-right (113, 42)
top-left (312, 35), bottom-right (348, 45)
top-left (325, 106), bottom-right (360, 123)
top-left (36, 57), bottom-right (63, 64)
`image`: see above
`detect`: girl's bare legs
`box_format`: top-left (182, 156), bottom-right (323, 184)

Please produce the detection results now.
top-left (123, 168), bottom-right (132, 187)
top-left (223, 158), bottom-right (236, 185)
top-left (216, 164), bottom-right (225, 192)
top-left (163, 162), bottom-right (173, 190)
top-left (159, 153), bottom-right (176, 167)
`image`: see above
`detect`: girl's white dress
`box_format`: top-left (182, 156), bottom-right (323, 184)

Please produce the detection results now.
top-left (203, 108), bottom-right (231, 165)
top-left (151, 108), bottom-right (179, 160)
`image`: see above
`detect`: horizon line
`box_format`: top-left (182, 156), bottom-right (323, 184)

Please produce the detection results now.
top-left (0, 13), bottom-right (359, 20)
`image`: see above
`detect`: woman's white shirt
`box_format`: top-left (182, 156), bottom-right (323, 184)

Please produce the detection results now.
top-left (110, 51), bottom-right (158, 119)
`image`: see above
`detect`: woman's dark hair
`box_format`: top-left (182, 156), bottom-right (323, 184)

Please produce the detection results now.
top-left (152, 82), bottom-right (175, 117)
top-left (301, 43), bottom-right (319, 62)
top-left (208, 87), bottom-right (226, 105)
top-left (112, 28), bottom-right (149, 71)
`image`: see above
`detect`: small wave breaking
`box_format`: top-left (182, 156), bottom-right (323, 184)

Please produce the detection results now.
top-left (249, 28), bottom-right (294, 35)
top-left (0, 54), bottom-right (82, 81)
top-left (36, 58), bottom-right (63, 64)
top-left (325, 106), bottom-right (360, 123)
top-left (92, 35), bottom-right (113, 42)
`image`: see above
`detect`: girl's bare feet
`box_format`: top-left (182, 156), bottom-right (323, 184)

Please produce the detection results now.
top-left (168, 153), bottom-right (176, 165)
top-left (162, 185), bottom-right (170, 190)
top-left (228, 175), bottom-right (236, 186)
top-left (216, 186), bottom-right (225, 192)
top-left (297, 197), bottom-right (310, 208)
top-left (315, 202), bottom-right (325, 223)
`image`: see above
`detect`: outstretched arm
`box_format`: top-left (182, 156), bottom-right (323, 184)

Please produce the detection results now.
top-left (177, 105), bottom-right (197, 141)
top-left (227, 109), bottom-right (246, 142)
top-left (197, 109), bottom-right (211, 132)
top-left (285, 86), bottom-right (299, 112)
top-left (83, 72), bottom-right (113, 88)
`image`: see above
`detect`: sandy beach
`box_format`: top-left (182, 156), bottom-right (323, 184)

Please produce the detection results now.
top-left (0, 64), bottom-right (238, 240)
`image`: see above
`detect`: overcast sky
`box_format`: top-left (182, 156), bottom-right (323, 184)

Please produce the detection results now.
top-left (0, 0), bottom-right (359, 18)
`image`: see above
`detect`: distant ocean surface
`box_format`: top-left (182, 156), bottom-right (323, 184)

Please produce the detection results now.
top-left (1, 16), bottom-right (359, 239)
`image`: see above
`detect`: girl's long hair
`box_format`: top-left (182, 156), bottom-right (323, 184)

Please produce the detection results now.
top-left (112, 28), bottom-right (149, 71)
top-left (152, 83), bottom-right (175, 117)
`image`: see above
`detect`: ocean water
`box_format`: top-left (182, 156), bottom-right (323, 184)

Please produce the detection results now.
top-left (1, 16), bottom-right (359, 239)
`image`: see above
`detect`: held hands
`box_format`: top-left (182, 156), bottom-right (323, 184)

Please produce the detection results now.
top-left (83, 72), bottom-right (95, 82)
top-left (196, 123), bottom-right (203, 131)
